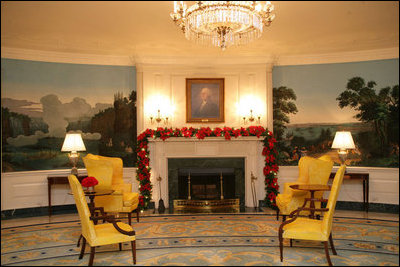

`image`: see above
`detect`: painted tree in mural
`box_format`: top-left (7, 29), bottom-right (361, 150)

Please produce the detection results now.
top-left (272, 86), bottom-right (298, 163)
top-left (337, 77), bottom-right (399, 161)
top-left (90, 90), bottom-right (137, 165)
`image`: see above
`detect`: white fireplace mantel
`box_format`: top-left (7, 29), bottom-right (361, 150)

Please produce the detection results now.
top-left (148, 136), bottom-right (267, 208)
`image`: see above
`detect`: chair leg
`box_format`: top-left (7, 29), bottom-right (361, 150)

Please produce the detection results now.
top-left (89, 246), bottom-right (95, 266)
top-left (329, 233), bottom-right (337, 255)
top-left (131, 240), bottom-right (136, 265)
top-left (136, 208), bottom-right (140, 222)
top-left (324, 241), bottom-right (333, 266)
top-left (79, 236), bottom-right (86, 259)
top-left (276, 209), bottom-right (279, 221)
top-left (290, 239), bottom-right (293, 247)
top-left (278, 230), bottom-right (283, 262)
top-left (128, 212), bottom-right (132, 225)
top-left (77, 234), bottom-right (83, 247)
top-left (119, 243), bottom-right (122, 251)
top-left (282, 215), bottom-right (286, 222)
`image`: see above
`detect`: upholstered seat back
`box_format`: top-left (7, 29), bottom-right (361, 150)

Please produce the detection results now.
top-left (308, 155), bottom-right (334, 185)
top-left (296, 156), bottom-right (312, 183)
top-left (322, 165), bottom-right (346, 236)
top-left (85, 153), bottom-right (124, 186)
top-left (82, 155), bottom-right (113, 191)
top-left (68, 175), bottom-right (96, 242)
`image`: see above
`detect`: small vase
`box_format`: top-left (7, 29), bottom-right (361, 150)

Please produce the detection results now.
top-left (87, 186), bottom-right (94, 192)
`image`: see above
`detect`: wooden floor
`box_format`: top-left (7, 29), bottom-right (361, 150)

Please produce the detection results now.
top-left (1, 207), bottom-right (398, 229)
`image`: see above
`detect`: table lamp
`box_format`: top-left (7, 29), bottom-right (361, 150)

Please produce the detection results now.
top-left (331, 131), bottom-right (355, 165)
top-left (61, 133), bottom-right (86, 175)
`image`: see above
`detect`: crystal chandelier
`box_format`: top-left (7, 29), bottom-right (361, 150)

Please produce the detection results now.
top-left (170, 1), bottom-right (275, 50)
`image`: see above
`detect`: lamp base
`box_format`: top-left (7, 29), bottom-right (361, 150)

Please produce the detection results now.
top-left (71, 167), bottom-right (78, 176)
top-left (338, 150), bottom-right (348, 165)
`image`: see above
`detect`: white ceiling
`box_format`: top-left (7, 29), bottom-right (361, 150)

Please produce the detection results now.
top-left (1, 1), bottom-right (399, 63)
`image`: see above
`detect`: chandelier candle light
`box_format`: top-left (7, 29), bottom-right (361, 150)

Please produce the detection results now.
top-left (170, 1), bottom-right (276, 50)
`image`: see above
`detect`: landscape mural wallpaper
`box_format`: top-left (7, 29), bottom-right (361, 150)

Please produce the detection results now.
top-left (1, 58), bottom-right (137, 172)
top-left (272, 59), bottom-right (399, 167)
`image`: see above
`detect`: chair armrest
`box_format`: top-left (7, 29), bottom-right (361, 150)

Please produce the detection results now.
top-left (112, 183), bottom-right (132, 194)
top-left (283, 182), bottom-right (308, 196)
top-left (90, 214), bottom-right (135, 236)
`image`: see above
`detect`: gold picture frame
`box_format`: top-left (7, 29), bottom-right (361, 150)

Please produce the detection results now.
top-left (186, 78), bottom-right (225, 123)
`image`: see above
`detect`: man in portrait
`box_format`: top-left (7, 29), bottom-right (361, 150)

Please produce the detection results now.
top-left (193, 87), bottom-right (219, 118)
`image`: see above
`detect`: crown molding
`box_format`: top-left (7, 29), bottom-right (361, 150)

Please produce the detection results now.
top-left (275, 47), bottom-right (399, 66)
top-left (133, 55), bottom-right (276, 66)
top-left (1, 47), bottom-right (135, 66)
top-left (1, 46), bottom-right (398, 67)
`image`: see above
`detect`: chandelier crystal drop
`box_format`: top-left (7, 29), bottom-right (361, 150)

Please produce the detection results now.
top-left (170, 1), bottom-right (275, 50)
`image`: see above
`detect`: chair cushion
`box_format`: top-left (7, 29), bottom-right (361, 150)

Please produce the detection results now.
top-left (282, 217), bottom-right (328, 241)
top-left (123, 192), bottom-right (139, 207)
top-left (91, 222), bottom-right (135, 247)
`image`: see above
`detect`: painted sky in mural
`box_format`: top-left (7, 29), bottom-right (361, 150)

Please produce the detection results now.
top-left (273, 59), bottom-right (399, 125)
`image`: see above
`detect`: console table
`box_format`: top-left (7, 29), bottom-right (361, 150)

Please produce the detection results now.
top-left (47, 175), bottom-right (86, 216)
top-left (329, 172), bottom-right (369, 212)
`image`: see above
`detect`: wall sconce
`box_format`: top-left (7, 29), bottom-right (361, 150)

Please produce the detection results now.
top-left (242, 109), bottom-right (261, 124)
top-left (150, 109), bottom-right (169, 125)
top-left (331, 131), bottom-right (355, 165)
top-left (61, 132), bottom-right (86, 175)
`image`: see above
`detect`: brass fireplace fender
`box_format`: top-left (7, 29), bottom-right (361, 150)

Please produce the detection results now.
top-left (173, 198), bottom-right (240, 212)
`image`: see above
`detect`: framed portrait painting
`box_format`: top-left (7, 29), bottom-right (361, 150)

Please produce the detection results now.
top-left (186, 78), bottom-right (225, 123)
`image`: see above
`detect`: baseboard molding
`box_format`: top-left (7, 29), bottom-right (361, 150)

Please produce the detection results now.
top-left (335, 201), bottom-right (399, 214)
top-left (1, 205), bottom-right (77, 220)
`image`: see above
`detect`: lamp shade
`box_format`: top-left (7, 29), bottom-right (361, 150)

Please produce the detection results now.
top-left (61, 133), bottom-right (86, 152)
top-left (331, 131), bottom-right (355, 149)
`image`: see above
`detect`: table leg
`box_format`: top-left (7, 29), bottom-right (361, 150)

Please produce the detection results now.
top-left (366, 176), bottom-right (369, 212)
top-left (309, 191), bottom-right (315, 219)
top-left (48, 180), bottom-right (52, 217)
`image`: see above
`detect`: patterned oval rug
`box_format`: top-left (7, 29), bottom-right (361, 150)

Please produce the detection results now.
top-left (1, 214), bottom-right (398, 266)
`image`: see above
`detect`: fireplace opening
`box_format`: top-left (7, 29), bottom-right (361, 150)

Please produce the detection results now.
top-left (168, 158), bottom-right (245, 212)
top-left (178, 168), bottom-right (235, 200)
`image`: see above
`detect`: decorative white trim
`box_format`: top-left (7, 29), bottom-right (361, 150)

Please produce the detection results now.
top-left (275, 47), bottom-right (399, 66)
top-left (1, 47), bottom-right (135, 66)
top-left (2, 47), bottom-right (398, 66)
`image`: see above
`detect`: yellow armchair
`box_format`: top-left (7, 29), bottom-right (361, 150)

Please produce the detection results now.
top-left (83, 154), bottom-right (140, 225)
top-left (276, 155), bottom-right (334, 221)
top-left (68, 175), bottom-right (136, 266)
top-left (278, 165), bottom-right (346, 266)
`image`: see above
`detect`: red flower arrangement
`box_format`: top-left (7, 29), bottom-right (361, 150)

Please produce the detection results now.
top-left (81, 176), bottom-right (99, 187)
top-left (136, 126), bottom-right (280, 210)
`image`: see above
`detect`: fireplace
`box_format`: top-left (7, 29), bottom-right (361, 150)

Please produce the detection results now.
top-left (148, 136), bottom-right (266, 210)
top-left (168, 158), bottom-right (245, 211)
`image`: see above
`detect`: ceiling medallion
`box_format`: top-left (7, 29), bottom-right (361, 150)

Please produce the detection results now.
top-left (170, 1), bottom-right (275, 50)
